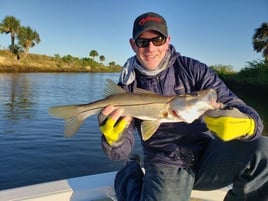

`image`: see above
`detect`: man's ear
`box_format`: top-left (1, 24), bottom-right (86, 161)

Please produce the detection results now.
top-left (129, 38), bottom-right (137, 52)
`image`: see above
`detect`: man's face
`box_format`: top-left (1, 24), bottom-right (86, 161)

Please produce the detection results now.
top-left (130, 30), bottom-right (170, 70)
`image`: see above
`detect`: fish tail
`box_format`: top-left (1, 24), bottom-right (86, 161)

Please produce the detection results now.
top-left (49, 105), bottom-right (79, 119)
top-left (64, 113), bottom-right (86, 137)
top-left (49, 105), bottom-right (99, 137)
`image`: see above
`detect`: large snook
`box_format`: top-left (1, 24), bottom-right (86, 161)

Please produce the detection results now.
top-left (49, 79), bottom-right (219, 141)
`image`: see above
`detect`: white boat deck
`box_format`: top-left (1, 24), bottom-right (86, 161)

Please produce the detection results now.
top-left (0, 171), bottom-right (228, 201)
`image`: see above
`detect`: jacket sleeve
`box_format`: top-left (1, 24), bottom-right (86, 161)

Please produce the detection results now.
top-left (191, 60), bottom-right (263, 140)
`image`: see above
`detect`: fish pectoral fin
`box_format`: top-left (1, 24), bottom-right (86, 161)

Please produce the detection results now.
top-left (141, 120), bottom-right (161, 141)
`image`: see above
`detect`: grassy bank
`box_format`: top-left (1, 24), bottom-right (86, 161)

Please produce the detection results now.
top-left (0, 50), bottom-right (121, 73)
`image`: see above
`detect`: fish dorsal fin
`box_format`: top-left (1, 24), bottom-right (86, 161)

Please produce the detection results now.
top-left (135, 88), bottom-right (157, 94)
top-left (103, 79), bottom-right (126, 97)
top-left (141, 120), bottom-right (161, 141)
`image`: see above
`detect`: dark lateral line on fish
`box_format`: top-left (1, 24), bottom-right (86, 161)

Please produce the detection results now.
top-left (79, 102), bottom-right (166, 114)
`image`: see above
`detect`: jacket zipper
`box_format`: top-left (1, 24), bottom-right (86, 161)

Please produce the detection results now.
top-left (156, 75), bottom-right (164, 95)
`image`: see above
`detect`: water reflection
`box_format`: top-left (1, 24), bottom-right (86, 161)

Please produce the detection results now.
top-left (0, 73), bottom-right (126, 190)
top-left (2, 74), bottom-right (35, 120)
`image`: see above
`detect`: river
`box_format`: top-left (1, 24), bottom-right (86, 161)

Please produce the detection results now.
top-left (0, 73), bottom-right (267, 190)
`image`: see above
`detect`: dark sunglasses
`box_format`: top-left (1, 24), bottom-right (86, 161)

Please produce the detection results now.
top-left (135, 36), bottom-right (166, 48)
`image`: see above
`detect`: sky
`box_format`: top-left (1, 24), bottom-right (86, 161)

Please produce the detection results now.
top-left (0, 0), bottom-right (267, 71)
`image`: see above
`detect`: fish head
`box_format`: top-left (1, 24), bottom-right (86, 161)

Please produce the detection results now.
top-left (170, 89), bottom-right (218, 123)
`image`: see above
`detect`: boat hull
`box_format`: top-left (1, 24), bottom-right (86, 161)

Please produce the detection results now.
top-left (0, 171), bottom-right (228, 201)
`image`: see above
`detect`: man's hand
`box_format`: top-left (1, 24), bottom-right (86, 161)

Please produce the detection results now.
top-left (98, 105), bottom-right (132, 145)
top-left (204, 107), bottom-right (255, 141)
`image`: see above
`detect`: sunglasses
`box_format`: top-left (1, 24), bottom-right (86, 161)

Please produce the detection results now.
top-left (135, 36), bottom-right (166, 48)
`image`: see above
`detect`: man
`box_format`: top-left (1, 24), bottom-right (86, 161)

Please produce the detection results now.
top-left (99, 12), bottom-right (268, 201)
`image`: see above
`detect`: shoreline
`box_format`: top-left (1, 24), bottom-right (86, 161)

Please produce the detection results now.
top-left (0, 50), bottom-right (121, 73)
top-left (0, 64), bottom-right (95, 73)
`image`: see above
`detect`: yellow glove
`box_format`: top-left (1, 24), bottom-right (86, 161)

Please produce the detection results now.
top-left (204, 108), bottom-right (255, 141)
top-left (98, 106), bottom-right (131, 145)
top-left (99, 117), bottom-right (129, 145)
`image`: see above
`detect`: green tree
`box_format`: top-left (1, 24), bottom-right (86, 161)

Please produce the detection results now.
top-left (99, 55), bottom-right (105, 63)
top-left (0, 16), bottom-right (21, 52)
top-left (17, 26), bottom-right (40, 58)
top-left (109, 61), bottom-right (116, 68)
top-left (253, 22), bottom-right (268, 61)
top-left (89, 50), bottom-right (98, 60)
top-left (209, 64), bottom-right (235, 75)
top-left (54, 53), bottom-right (61, 59)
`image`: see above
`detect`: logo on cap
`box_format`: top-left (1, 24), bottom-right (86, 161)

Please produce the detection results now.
top-left (138, 16), bottom-right (162, 25)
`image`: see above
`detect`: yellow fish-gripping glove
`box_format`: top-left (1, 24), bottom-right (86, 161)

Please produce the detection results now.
top-left (99, 116), bottom-right (129, 145)
top-left (204, 107), bottom-right (255, 141)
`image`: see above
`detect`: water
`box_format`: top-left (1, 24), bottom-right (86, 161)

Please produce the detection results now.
top-left (0, 73), bottom-right (267, 191)
top-left (0, 73), bottom-right (143, 190)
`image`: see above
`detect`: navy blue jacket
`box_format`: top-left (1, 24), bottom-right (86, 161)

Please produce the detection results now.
top-left (101, 45), bottom-right (263, 168)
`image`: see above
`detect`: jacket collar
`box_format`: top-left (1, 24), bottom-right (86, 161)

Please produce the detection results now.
top-left (119, 44), bottom-right (178, 85)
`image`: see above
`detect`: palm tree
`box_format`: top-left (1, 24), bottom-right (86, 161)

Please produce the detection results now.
top-left (99, 55), bottom-right (105, 63)
top-left (89, 50), bottom-right (98, 60)
top-left (109, 61), bottom-right (116, 68)
top-left (0, 16), bottom-right (21, 52)
top-left (253, 22), bottom-right (268, 61)
top-left (17, 26), bottom-right (40, 58)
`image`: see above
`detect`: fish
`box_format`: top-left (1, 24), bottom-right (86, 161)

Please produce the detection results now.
top-left (49, 79), bottom-right (219, 141)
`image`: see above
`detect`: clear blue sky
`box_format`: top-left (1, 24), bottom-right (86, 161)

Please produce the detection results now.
top-left (0, 0), bottom-right (267, 71)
